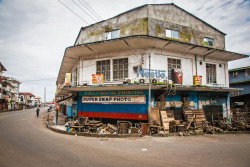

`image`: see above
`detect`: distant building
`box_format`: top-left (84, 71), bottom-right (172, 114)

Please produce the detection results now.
top-left (19, 92), bottom-right (35, 109)
top-left (1, 76), bottom-right (22, 111)
top-left (0, 62), bottom-right (7, 111)
top-left (35, 96), bottom-right (42, 107)
top-left (229, 66), bottom-right (250, 108)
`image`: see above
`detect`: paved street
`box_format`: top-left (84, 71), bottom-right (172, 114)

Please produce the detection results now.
top-left (0, 108), bottom-right (250, 167)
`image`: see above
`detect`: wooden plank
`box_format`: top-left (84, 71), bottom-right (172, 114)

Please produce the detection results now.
top-left (150, 107), bottom-right (161, 126)
top-left (160, 110), bottom-right (175, 130)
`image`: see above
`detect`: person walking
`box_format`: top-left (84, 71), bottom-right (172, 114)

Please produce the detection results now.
top-left (36, 107), bottom-right (40, 117)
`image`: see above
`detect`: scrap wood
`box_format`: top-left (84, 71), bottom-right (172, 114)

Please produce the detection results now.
top-left (160, 110), bottom-right (175, 131)
top-left (107, 123), bottom-right (118, 131)
top-left (186, 114), bottom-right (195, 130)
top-left (150, 107), bottom-right (161, 126)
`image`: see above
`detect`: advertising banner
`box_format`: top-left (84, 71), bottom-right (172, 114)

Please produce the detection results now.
top-left (82, 96), bottom-right (146, 104)
top-left (65, 73), bottom-right (71, 86)
top-left (92, 74), bottom-right (103, 84)
top-left (193, 76), bottom-right (202, 86)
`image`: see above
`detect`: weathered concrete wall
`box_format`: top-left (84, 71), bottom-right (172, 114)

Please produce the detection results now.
top-left (75, 6), bottom-right (148, 45)
top-left (75, 4), bottom-right (225, 50)
top-left (148, 4), bottom-right (225, 50)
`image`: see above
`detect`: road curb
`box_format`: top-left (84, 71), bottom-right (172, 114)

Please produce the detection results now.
top-left (47, 125), bottom-right (140, 138)
top-left (47, 125), bottom-right (250, 138)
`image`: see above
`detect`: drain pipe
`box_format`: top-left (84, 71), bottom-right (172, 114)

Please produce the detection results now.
top-left (148, 53), bottom-right (151, 127)
top-left (195, 54), bottom-right (198, 76)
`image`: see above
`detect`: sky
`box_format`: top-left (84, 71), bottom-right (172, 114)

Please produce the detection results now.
top-left (0, 0), bottom-right (250, 102)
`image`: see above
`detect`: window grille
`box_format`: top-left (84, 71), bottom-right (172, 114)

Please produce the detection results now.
top-left (113, 58), bottom-right (128, 81)
top-left (206, 63), bottom-right (216, 84)
top-left (96, 60), bottom-right (110, 81)
top-left (168, 58), bottom-right (181, 80)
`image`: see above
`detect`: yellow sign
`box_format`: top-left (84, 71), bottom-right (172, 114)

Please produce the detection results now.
top-left (92, 74), bottom-right (103, 84)
top-left (65, 73), bottom-right (71, 86)
top-left (193, 76), bottom-right (202, 86)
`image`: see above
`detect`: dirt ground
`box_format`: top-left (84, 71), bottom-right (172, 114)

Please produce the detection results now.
top-left (0, 108), bottom-right (250, 167)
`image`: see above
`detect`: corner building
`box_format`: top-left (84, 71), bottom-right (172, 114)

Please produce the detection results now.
top-left (56, 4), bottom-right (248, 123)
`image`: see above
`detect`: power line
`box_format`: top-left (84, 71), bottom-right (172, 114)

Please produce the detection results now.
top-left (72, 0), bottom-right (98, 22)
top-left (78, 0), bottom-right (103, 21)
top-left (21, 78), bottom-right (56, 82)
top-left (57, 0), bottom-right (89, 25)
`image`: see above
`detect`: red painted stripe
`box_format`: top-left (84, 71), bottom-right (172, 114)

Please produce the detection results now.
top-left (78, 111), bottom-right (148, 120)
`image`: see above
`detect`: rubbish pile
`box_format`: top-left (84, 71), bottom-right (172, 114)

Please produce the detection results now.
top-left (49, 107), bottom-right (250, 136)
top-left (65, 117), bottom-right (144, 135)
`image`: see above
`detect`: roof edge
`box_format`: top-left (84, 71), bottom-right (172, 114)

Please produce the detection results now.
top-left (229, 66), bottom-right (250, 71)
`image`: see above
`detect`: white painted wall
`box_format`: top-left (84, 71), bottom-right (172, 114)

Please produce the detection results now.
top-left (73, 48), bottom-right (229, 87)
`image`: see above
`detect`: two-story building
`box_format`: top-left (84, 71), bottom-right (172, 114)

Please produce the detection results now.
top-left (229, 66), bottom-right (250, 108)
top-left (56, 4), bottom-right (248, 123)
top-left (0, 62), bottom-right (7, 111)
top-left (2, 77), bottom-right (22, 110)
top-left (19, 92), bottom-right (35, 109)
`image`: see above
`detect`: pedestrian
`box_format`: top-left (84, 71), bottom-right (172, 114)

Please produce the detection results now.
top-left (36, 107), bottom-right (40, 117)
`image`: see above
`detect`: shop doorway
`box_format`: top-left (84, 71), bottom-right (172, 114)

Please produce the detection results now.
top-left (203, 105), bottom-right (223, 122)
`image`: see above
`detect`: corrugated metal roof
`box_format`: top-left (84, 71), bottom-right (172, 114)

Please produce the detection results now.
top-left (229, 66), bottom-right (250, 72)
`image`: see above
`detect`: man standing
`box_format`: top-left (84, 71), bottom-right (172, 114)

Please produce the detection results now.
top-left (36, 107), bottom-right (40, 117)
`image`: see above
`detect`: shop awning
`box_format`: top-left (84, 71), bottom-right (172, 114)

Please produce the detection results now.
top-left (56, 35), bottom-right (249, 85)
top-left (56, 84), bottom-right (242, 98)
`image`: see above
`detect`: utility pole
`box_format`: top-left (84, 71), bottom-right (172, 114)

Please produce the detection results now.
top-left (44, 87), bottom-right (46, 104)
top-left (148, 53), bottom-right (151, 127)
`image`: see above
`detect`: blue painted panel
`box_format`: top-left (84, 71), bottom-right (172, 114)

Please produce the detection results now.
top-left (67, 105), bottom-right (73, 117)
top-left (78, 95), bottom-right (149, 114)
top-left (229, 70), bottom-right (250, 83)
top-left (230, 84), bottom-right (250, 95)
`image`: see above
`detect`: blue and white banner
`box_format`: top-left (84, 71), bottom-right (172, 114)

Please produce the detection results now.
top-left (82, 96), bottom-right (146, 104)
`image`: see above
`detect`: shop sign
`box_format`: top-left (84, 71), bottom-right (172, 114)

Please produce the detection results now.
top-left (92, 74), bottom-right (103, 84)
top-left (65, 73), bottom-right (71, 86)
top-left (82, 96), bottom-right (146, 104)
top-left (80, 90), bottom-right (147, 96)
top-left (137, 68), bottom-right (167, 79)
top-left (193, 76), bottom-right (202, 86)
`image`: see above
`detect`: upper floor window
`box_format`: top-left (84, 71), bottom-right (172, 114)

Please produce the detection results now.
top-left (204, 37), bottom-right (214, 46)
top-left (113, 58), bottom-right (128, 81)
top-left (206, 63), bottom-right (216, 84)
top-left (72, 68), bottom-right (78, 86)
top-left (97, 60), bottom-right (110, 81)
top-left (245, 68), bottom-right (250, 76)
top-left (168, 58), bottom-right (181, 80)
top-left (166, 29), bottom-right (179, 39)
top-left (105, 30), bottom-right (120, 40)
top-left (232, 71), bottom-right (240, 78)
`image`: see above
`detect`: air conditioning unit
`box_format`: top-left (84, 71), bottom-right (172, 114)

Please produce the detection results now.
top-left (138, 78), bottom-right (150, 84)
top-left (125, 78), bottom-right (134, 84)
top-left (152, 78), bottom-right (157, 84)
top-left (139, 78), bottom-right (145, 84)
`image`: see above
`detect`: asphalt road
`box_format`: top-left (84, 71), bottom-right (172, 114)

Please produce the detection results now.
top-left (0, 108), bottom-right (250, 167)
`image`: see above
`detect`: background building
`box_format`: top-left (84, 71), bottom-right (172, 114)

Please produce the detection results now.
top-left (229, 66), bottom-right (250, 108)
top-left (0, 62), bottom-right (7, 111)
top-left (19, 92), bottom-right (35, 109)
